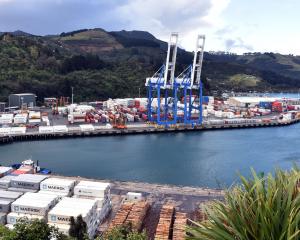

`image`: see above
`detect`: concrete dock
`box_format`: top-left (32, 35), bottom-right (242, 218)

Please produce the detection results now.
top-left (1, 118), bottom-right (299, 144)
top-left (54, 175), bottom-right (224, 238)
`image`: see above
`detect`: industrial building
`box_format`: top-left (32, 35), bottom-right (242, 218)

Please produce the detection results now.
top-left (228, 97), bottom-right (277, 108)
top-left (9, 93), bottom-right (36, 109)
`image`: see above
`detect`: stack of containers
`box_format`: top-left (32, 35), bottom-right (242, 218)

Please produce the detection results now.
top-left (9, 174), bottom-right (48, 193)
top-left (7, 192), bottom-right (59, 228)
top-left (0, 189), bottom-right (23, 225)
top-left (0, 114), bottom-right (14, 125)
top-left (48, 197), bottom-right (98, 238)
top-left (39, 177), bottom-right (76, 198)
top-left (73, 181), bottom-right (111, 228)
top-left (13, 113), bottom-right (28, 124)
top-left (0, 167), bottom-right (13, 178)
top-left (0, 175), bottom-right (16, 189)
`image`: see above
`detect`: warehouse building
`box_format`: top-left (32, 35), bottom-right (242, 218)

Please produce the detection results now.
top-left (228, 97), bottom-right (277, 108)
top-left (9, 93), bottom-right (36, 109)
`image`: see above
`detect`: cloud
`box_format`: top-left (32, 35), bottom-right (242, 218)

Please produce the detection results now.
top-left (0, 0), bottom-right (230, 50)
top-left (112, 0), bottom-right (231, 50)
top-left (225, 38), bottom-right (253, 52)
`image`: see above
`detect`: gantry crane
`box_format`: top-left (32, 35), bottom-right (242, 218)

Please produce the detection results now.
top-left (145, 33), bottom-right (179, 125)
top-left (176, 35), bottom-right (205, 125)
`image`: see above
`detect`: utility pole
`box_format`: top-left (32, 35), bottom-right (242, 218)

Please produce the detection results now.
top-left (138, 87), bottom-right (141, 98)
top-left (71, 87), bottom-right (74, 104)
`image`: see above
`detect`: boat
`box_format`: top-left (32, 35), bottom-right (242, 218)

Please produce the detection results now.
top-left (10, 159), bottom-right (51, 175)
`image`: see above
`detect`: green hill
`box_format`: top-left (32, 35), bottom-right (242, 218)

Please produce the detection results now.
top-left (0, 28), bottom-right (300, 102)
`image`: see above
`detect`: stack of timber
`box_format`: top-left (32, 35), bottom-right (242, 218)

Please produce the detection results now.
top-left (154, 204), bottom-right (175, 240)
top-left (125, 201), bottom-right (150, 231)
top-left (108, 202), bottom-right (134, 230)
top-left (172, 212), bottom-right (187, 240)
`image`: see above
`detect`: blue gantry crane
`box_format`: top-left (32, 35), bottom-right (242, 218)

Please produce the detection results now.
top-left (146, 33), bottom-right (205, 127)
top-left (145, 33), bottom-right (179, 125)
top-left (176, 35), bottom-right (205, 125)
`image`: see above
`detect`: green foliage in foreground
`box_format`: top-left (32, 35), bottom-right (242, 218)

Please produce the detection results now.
top-left (0, 218), bottom-right (68, 240)
top-left (99, 223), bottom-right (147, 240)
top-left (188, 167), bottom-right (300, 240)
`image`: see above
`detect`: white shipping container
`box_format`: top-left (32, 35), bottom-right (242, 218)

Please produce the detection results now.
top-left (28, 119), bottom-right (41, 123)
top-left (40, 178), bottom-right (76, 194)
top-left (0, 128), bottom-right (11, 135)
top-left (48, 197), bottom-right (97, 225)
top-left (53, 125), bottom-right (68, 133)
top-left (6, 212), bottom-right (45, 225)
top-left (0, 199), bottom-right (12, 213)
top-left (9, 127), bottom-right (26, 135)
top-left (48, 222), bottom-right (70, 235)
top-left (79, 124), bottom-right (94, 132)
top-left (39, 126), bottom-right (54, 134)
top-left (74, 181), bottom-right (110, 198)
top-left (0, 175), bottom-right (15, 189)
top-left (0, 189), bottom-right (23, 200)
top-left (11, 192), bottom-right (58, 216)
top-left (0, 166), bottom-right (13, 176)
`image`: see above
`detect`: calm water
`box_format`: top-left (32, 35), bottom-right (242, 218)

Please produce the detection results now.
top-left (1, 123), bottom-right (300, 188)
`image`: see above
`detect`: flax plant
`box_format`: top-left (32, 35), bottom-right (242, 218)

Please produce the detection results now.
top-left (188, 168), bottom-right (300, 240)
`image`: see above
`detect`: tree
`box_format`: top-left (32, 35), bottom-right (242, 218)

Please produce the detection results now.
top-left (68, 215), bottom-right (88, 240)
top-left (2, 218), bottom-right (67, 240)
top-left (0, 225), bottom-right (16, 240)
top-left (187, 167), bottom-right (300, 240)
top-left (100, 223), bottom-right (147, 240)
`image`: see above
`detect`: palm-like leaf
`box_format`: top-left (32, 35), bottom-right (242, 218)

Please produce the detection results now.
top-left (187, 168), bottom-right (300, 240)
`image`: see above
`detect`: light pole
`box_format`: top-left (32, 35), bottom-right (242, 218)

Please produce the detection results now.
top-left (71, 87), bottom-right (74, 104)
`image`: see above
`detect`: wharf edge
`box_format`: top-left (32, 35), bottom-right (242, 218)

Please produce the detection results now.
top-left (0, 119), bottom-right (299, 145)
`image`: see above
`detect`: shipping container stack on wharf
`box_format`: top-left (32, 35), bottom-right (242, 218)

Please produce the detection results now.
top-left (0, 168), bottom-right (223, 239)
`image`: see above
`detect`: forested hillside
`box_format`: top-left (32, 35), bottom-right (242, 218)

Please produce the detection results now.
top-left (0, 28), bottom-right (300, 102)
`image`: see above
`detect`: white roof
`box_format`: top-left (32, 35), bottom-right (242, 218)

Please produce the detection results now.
top-left (230, 97), bottom-right (278, 103)
top-left (41, 178), bottom-right (76, 186)
top-left (7, 212), bottom-right (45, 219)
top-left (13, 174), bottom-right (48, 182)
top-left (49, 197), bottom-right (96, 216)
top-left (76, 181), bottom-right (110, 190)
top-left (12, 93), bottom-right (36, 96)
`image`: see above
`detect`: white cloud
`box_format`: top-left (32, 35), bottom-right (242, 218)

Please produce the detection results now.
top-left (112, 0), bottom-right (231, 51)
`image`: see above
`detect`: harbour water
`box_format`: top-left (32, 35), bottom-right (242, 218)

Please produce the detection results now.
top-left (1, 122), bottom-right (300, 188)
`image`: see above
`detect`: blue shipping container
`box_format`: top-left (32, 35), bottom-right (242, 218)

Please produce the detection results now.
top-left (259, 101), bottom-right (272, 109)
top-left (203, 96), bottom-right (210, 103)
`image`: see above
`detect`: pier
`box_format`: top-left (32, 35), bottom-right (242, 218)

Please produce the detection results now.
top-left (0, 119), bottom-right (299, 145)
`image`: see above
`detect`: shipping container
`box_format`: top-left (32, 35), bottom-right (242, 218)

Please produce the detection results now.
top-left (0, 199), bottom-right (13, 213)
top-left (0, 175), bottom-right (15, 189)
top-left (11, 192), bottom-right (58, 216)
top-left (0, 167), bottom-right (13, 177)
top-left (10, 174), bottom-right (48, 190)
top-left (74, 181), bottom-right (110, 198)
top-left (40, 178), bottom-right (76, 194)
top-left (38, 126), bottom-right (54, 134)
top-left (6, 212), bottom-right (45, 225)
top-left (0, 190), bottom-right (23, 202)
top-left (53, 125), bottom-right (68, 133)
top-left (0, 213), bottom-right (6, 225)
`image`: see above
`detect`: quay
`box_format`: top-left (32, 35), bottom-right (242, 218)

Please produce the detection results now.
top-left (1, 119), bottom-right (299, 144)
top-left (53, 175), bottom-right (224, 238)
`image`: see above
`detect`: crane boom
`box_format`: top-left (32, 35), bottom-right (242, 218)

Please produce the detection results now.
top-left (191, 35), bottom-right (205, 89)
top-left (163, 33), bottom-right (178, 89)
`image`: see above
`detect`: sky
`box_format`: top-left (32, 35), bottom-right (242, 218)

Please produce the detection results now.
top-left (0, 0), bottom-right (299, 54)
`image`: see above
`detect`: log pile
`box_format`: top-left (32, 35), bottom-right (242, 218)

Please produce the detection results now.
top-left (172, 212), bottom-right (187, 240)
top-left (125, 200), bottom-right (150, 231)
top-left (154, 204), bottom-right (175, 240)
top-left (108, 202), bottom-right (134, 230)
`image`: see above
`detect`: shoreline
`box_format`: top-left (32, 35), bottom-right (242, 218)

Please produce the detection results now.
top-left (1, 118), bottom-right (299, 145)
